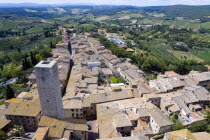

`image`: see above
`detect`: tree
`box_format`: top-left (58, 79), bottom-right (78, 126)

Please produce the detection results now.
top-left (35, 54), bottom-right (42, 62)
top-left (59, 30), bottom-right (62, 35)
top-left (22, 56), bottom-right (31, 70)
top-left (204, 110), bottom-right (210, 122)
top-left (0, 130), bottom-right (6, 138)
top-left (30, 51), bottom-right (37, 65)
top-left (17, 48), bottom-right (21, 53)
top-left (50, 41), bottom-right (54, 49)
top-left (5, 84), bottom-right (15, 99)
top-left (171, 112), bottom-right (179, 123)
top-left (111, 76), bottom-right (118, 84)
top-left (142, 61), bottom-right (151, 73)
top-left (175, 62), bottom-right (190, 75)
top-left (10, 45), bottom-right (14, 50)
top-left (189, 122), bottom-right (208, 132)
top-left (39, 49), bottom-right (52, 59)
top-left (173, 124), bottom-right (185, 131)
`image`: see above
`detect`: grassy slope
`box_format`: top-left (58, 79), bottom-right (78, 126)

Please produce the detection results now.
top-left (191, 50), bottom-right (210, 62)
top-left (168, 50), bottom-right (204, 63)
top-left (26, 26), bottom-right (43, 33)
top-left (0, 20), bottom-right (19, 30)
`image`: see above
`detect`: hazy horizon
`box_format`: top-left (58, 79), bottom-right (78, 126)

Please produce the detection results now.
top-left (0, 0), bottom-right (210, 7)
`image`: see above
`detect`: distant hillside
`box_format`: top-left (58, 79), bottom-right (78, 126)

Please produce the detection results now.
top-left (0, 3), bottom-right (55, 7)
top-left (146, 5), bottom-right (210, 19)
top-left (1, 5), bottom-right (210, 22)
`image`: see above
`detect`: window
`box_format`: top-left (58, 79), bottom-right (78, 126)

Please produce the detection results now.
top-left (76, 109), bottom-right (78, 112)
top-left (72, 113), bottom-right (74, 117)
top-left (76, 113), bottom-right (78, 117)
top-left (71, 109), bottom-right (74, 112)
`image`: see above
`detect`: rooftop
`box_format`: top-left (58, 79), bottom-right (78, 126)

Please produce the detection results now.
top-left (113, 114), bottom-right (132, 128)
top-left (102, 68), bottom-right (113, 76)
top-left (5, 99), bottom-right (41, 117)
top-left (91, 88), bottom-right (134, 104)
top-left (164, 129), bottom-right (197, 140)
top-left (5, 98), bottom-right (24, 103)
top-left (35, 61), bottom-right (57, 69)
top-left (32, 127), bottom-right (49, 140)
top-left (0, 119), bottom-right (11, 130)
top-left (192, 132), bottom-right (210, 140)
top-left (148, 108), bottom-right (173, 127)
top-left (39, 116), bottom-right (88, 139)
top-left (97, 136), bottom-right (141, 140)
top-left (16, 92), bottom-right (33, 99)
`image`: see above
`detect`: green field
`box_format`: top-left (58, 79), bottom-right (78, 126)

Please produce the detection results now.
top-left (169, 50), bottom-right (204, 63)
top-left (26, 26), bottom-right (43, 33)
top-left (191, 33), bottom-right (210, 42)
top-left (64, 23), bottom-right (78, 28)
top-left (0, 35), bottom-right (55, 53)
top-left (147, 12), bottom-right (165, 17)
top-left (191, 50), bottom-right (210, 62)
top-left (147, 43), bottom-right (178, 63)
top-left (0, 20), bottom-right (19, 30)
top-left (138, 19), bottom-right (164, 25)
top-left (201, 22), bottom-right (210, 29)
top-left (71, 9), bottom-right (90, 13)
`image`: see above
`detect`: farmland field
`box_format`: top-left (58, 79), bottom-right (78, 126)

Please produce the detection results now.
top-left (201, 22), bottom-right (210, 29)
top-left (0, 20), bottom-right (19, 30)
top-left (95, 16), bottom-right (111, 21)
top-left (168, 50), bottom-right (204, 63)
top-left (191, 51), bottom-right (210, 62)
top-left (26, 26), bottom-right (43, 33)
top-left (64, 23), bottom-right (78, 28)
top-left (148, 12), bottom-right (165, 17)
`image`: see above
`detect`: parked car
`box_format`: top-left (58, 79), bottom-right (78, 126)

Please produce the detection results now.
top-left (88, 125), bottom-right (91, 130)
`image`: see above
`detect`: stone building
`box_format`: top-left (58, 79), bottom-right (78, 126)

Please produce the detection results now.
top-left (97, 98), bottom-right (173, 139)
top-left (163, 129), bottom-right (210, 140)
top-left (36, 116), bottom-right (88, 140)
top-left (5, 98), bottom-right (41, 131)
top-left (35, 61), bottom-right (64, 119)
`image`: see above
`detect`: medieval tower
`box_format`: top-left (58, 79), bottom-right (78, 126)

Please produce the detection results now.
top-left (35, 61), bottom-right (64, 119)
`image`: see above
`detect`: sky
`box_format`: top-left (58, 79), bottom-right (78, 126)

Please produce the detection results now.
top-left (0, 0), bottom-right (210, 6)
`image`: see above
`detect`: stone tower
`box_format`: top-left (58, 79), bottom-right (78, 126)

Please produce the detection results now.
top-left (35, 61), bottom-right (64, 119)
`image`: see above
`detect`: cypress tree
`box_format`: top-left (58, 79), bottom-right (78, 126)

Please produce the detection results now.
top-left (5, 85), bottom-right (15, 99)
top-left (50, 41), bottom-right (54, 49)
top-left (22, 58), bottom-right (26, 70)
